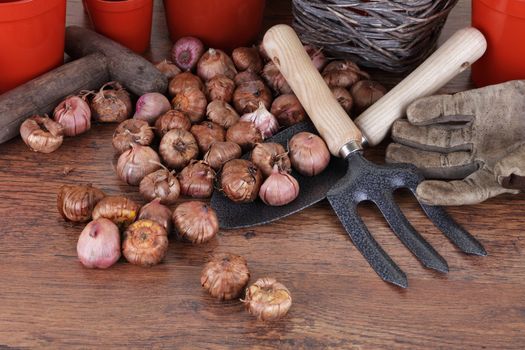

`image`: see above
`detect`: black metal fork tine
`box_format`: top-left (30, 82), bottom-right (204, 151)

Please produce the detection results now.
top-left (419, 203), bottom-right (487, 256)
top-left (390, 162), bottom-right (487, 257)
top-left (328, 196), bottom-right (408, 288)
top-left (374, 194), bottom-right (449, 273)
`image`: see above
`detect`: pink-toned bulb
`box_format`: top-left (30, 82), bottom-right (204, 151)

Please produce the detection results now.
top-left (77, 218), bottom-right (121, 269)
top-left (259, 165), bottom-right (300, 206)
top-left (53, 95), bottom-right (91, 137)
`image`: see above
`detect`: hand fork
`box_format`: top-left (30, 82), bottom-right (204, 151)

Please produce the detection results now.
top-left (263, 25), bottom-right (487, 287)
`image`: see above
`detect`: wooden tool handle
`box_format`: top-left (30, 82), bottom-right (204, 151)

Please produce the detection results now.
top-left (263, 25), bottom-right (362, 156)
top-left (0, 53), bottom-right (109, 144)
top-left (65, 26), bottom-right (168, 96)
top-left (355, 27), bottom-right (487, 146)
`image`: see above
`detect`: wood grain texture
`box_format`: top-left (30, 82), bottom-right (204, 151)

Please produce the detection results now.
top-left (0, 1), bottom-right (524, 349)
top-left (65, 26), bottom-right (168, 96)
top-left (0, 53), bottom-right (109, 144)
top-left (264, 25), bottom-right (363, 156)
top-left (355, 27), bottom-right (487, 146)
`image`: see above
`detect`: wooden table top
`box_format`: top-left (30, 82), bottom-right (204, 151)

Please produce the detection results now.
top-left (1, 0), bottom-right (524, 348)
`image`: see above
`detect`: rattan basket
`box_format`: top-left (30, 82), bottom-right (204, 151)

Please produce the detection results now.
top-left (292, 0), bottom-right (459, 73)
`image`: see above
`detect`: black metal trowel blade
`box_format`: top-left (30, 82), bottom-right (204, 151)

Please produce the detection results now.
top-left (211, 121), bottom-right (346, 229)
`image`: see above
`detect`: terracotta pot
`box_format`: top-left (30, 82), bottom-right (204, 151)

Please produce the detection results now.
top-left (84, 0), bottom-right (153, 53)
top-left (0, 0), bottom-right (66, 94)
top-left (472, 0), bottom-right (525, 87)
top-left (163, 0), bottom-right (266, 52)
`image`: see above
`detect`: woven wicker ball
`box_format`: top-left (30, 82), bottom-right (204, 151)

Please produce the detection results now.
top-left (292, 0), bottom-right (459, 73)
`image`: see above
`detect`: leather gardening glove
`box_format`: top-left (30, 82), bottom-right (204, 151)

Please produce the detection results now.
top-left (385, 80), bottom-right (525, 206)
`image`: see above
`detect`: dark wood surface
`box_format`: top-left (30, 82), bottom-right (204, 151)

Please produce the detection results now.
top-left (1, 0), bottom-right (524, 348)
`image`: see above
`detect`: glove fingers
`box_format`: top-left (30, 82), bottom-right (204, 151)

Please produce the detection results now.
top-left (386, 143), bottom-right (477, 179)
top-left (392, 119), bottom-right (473, 152)
top-left (494, 142), bottom-right (525, 190)
top-left (416, 168), bottom-right (519, 206)
top-left (407, 94), bottom-right (475, 125)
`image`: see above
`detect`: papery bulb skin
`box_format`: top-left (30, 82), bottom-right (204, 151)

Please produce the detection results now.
top-left (172, 201), bottom-right (219, 244)
top-left (20, 115), bottom-right (64, 153)
top-left (53, 95), bottom-right (91, 137)
top-left (134, 92), bottom-right (171, 124)
top-left (123, 219), bottom-right (169, 267)
top-left (289, 132), bottom-right (331, 176)
top-left (171, 36), bottom-right (205, 72)
top-left (201, 253), bottom-right (250, 300)
top-left (77, 218), bottom-right (121, 269)
top-left (259, 166), bottom-right (300, 206)
top-left (155, 59), bottom-right (181, 79)
top-left (220, 159), bottom-right (263, 203)
top-left (57, 184), bottom-right (106, 222)
top-left (240, 102), bottom-right (279, 139)
top-left (116, 144), bottom-right (161, 186)
top-left (197, 48), bottom-right (237, 81)
top-left (243, 277), bottom-right (292, 321)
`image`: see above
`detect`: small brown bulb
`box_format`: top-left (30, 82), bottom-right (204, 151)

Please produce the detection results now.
top-left (197, 48), bottom-right (237, 81)
top-left (169, 72), bottom-right (204, 97)
top-left (172, 201), bottom-right (219, 244)
top-left (90, 81), bottom-right (132, 123)
top-left (206, 100), bottom-right (240, 129)
top-left (205, 74), bottom-right (235, 103)
top-left (232, 47), bottom-right (263, 73)
top-left (243, 277), bottom-right (292, 321)
top-left (171, 87), bottom-right (207, 123)
top-left (154, 110), bottom-right (192, 138)
top-left (138, 198), bottom-right (173, 234)
top-left (330, 87), bottom-right (353, 115)
top-left (233, 80), bottom-right (272, 114)
top-left (350, 80), bottom-right (387, 114)
top-left (203, 141), bottom-right (242, 171)
top-left (270, 94), bottom-right (306, 127)
top-left (139, 168), bottom-right (180, 205)
top-left (190, 121), bottom-right (226, 153)
top-left (251, 143), bottom-right (291, 177)
top-left (234, 71), bottom-right (262, 86)
top-left (221, 159), bottom-right (262, 203)
top-left (123, 219), bottom-right (169, 267)
top-left (201, 253), bottom-right (250, 300)
top-left (289, 132), bottom-right (330, 176)
top-left (117, 144), bottom-right (161, 186)
top-left (159, 129), bottom-right (199, 170)
top-left (20, 115), bottom-right (64, 153)
top-left (304, 44), bottom-right (327, 71)
top-left (155, 59), bottom-right (181, 80)
top-left (92, 196), bottom-right (140, 228)
top-left (112, 119), bottom-right (154, 154)
top-left (226, 121), bottom-right (263, 152)
top-left (178, 161), bottom-right (216, 198)
top-left (262, 61), bottom-right (293, 94)
top-left (322, 60), bottom-right (369, 88)
top-left (57, 184), bottom-right (106, 222)
top-left (258, 41), bottom-right (270, 61)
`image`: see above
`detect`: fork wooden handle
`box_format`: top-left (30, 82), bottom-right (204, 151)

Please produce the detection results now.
top-left (263, 24), bottom-right (362, 156)
top-left (355, 27), bottom-right (487, 146)
top-left (263, 25), bottom-right (487, 155)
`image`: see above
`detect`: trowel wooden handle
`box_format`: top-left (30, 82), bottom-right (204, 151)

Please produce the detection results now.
top-left (263, 24), bottom-right (362, 157)
top-left (355, 27), bottom-right (487, 146)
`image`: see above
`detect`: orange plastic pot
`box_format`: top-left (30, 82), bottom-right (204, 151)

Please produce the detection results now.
top-left (163, 0), bottom-right (266, 52)
top-left (471, 0), bottom-right (525, 87)
top-left (84, 0), bottom-right (153, 53)
top-left (0, 0), bottom-right (66, 94)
